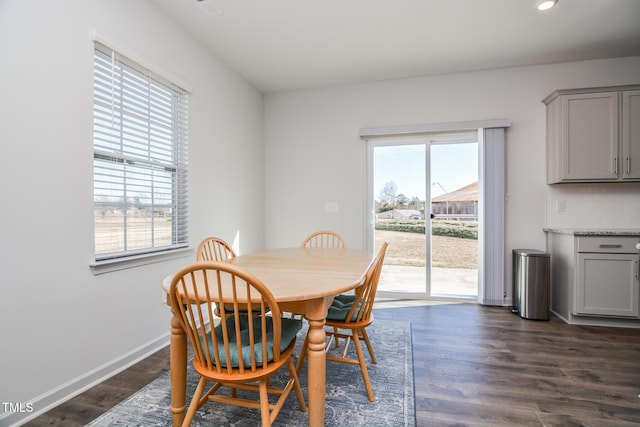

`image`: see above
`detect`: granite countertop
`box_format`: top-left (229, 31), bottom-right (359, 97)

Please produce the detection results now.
top-left (543, 228), bottom-right (640, 236)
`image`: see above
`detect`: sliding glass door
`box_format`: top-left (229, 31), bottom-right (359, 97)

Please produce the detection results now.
top-left (429, 142), bottom-right (478, 298)
top-left (372, 143), bottom-right (427, 295)
top-left (367, 133), bottom-right (478, 299)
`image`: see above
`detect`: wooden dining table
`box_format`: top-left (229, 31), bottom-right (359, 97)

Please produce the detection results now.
top-left (162, 246), bottom-right (375, 427)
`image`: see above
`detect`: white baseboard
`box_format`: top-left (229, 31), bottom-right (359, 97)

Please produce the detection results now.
top-left (552, 309), bottom-right (640, 329)
top-left (0, 333), bottom-right (170, 427)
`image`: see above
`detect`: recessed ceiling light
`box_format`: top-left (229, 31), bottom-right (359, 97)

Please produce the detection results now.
top-left (536, 0), bottom-right (558, 11)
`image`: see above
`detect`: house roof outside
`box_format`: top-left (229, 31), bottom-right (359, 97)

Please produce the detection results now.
top-left (432, 182), bottom-right (478, 202)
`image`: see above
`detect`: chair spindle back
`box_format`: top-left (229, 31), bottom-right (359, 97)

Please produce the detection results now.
top-left (301, 230), bottom-right (347, 249)
top-left (197, 236), bottom-right (237, 262)
top-left (344, 242), bottom-right (388, 325)
top-left (169, 262), bottom-right (283, 377)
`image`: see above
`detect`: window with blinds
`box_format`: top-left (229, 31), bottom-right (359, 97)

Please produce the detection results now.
top-left (93, 42), bottom-right (188, 261)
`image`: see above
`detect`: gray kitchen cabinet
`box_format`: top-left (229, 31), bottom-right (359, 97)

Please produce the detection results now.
top-left (622, 90), bottom-right (640, 179)
top-left (576, 252), bottom-right (638, 318)
top-left (545, 230), bottom-right (640, 328)
top-left (544, 85), bottom-right (640, 184)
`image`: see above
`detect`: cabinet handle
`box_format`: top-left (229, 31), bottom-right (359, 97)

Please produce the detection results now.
top-left (599, 244), bottom-right (622, 248)
top-left (614, 157), bottom-right (618, 175)
top-left (627, 157), bottom-right (631, 175)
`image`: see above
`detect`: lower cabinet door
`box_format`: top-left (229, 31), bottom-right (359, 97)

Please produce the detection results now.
top-left (576, 253), bottom-right (639, 317)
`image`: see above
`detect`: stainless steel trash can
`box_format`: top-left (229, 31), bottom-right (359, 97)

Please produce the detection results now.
top-left (512, 249), bottom-right (550, 320)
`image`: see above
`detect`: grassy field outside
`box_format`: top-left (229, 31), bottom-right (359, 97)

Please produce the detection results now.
top-left (95, 216), bottom-right (173, 254)
top-left (375, 229), bottom-right (478, 270)
top-left (96, 216), bottom-right (477, 272)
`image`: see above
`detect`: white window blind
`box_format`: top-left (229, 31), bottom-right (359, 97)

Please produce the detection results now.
top-left (93, 42), bottom-right (188, 261)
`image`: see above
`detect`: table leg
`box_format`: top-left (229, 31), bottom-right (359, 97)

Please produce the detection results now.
top-left (170, 312), bottom-right (187, 427)
top-left (305, 300), bottom-right (330, 427)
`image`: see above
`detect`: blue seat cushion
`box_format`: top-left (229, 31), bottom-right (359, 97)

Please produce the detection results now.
top-left (326, 294), bottom-right (360, 321)
top-left (221, 304), bottom-right (262, 313)
top-left (332, 294), bottom-right (356, 308)
top-left (205, 315), bottom-right (302, 368)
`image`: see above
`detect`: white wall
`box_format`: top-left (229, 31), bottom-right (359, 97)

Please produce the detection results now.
top-left (1, 0), bottom-right (638, 423)
top-left (264, 56), bottom-right (640, 292)
top-left (0, 1), bottom-right (264, 424)
top-left (546, 183), bottom-right (640, 229)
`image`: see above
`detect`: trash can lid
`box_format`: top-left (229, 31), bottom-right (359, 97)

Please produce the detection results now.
top-left (513, 249), bottom-right (550, 257)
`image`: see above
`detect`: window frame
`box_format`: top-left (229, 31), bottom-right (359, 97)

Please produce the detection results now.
top-left (91, 40), bottom-right (190, 274)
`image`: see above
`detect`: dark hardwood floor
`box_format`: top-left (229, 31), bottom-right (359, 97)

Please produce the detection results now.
top-left (378, 302), bottom-right (640, 426)
top-left (28, 302), bottom-right (640, 426)
top-left (26, 347), bottom-right (171, 426)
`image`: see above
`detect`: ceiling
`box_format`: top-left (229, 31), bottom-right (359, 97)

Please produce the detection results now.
top-left (153, 0), bottom-right (640, 93)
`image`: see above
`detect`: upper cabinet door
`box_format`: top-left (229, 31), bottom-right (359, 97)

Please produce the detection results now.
top-left (561, 92), bottom-right (619, 181)
top-left (544, 85), bottom-right (640, 184)
top-left (622, 90), bottom-right (640, 179)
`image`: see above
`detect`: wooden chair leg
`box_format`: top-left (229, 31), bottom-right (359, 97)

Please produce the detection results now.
top-left (287, 358), bottom-right (308, 412)
top-left (259, 378), bottom-right (271, 426)
top-left (333, 326), bottom-right (340, 347)
top-left (183, 377), bottom-right (207, 426)
top-left (352, 332), bottom-right (375, 402)
top-left (295, 334), bottom-right (309, 375)
top-left (360, 328), bottom-right (377, 364)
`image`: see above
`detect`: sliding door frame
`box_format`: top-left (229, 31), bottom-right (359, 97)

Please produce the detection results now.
top-left (361, 119), bottom-right (510, 304)
top-left (365, 131), bottom-right (478, 299)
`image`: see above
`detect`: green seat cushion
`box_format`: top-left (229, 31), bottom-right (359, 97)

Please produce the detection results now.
top-left (327, 294), bottom-right (360, 321)
top-left (205, 315), bottom-right (302, 368)
top-left (222, 304), bottom-right (263, 313)
top-left (332, 294), bottom-right (356, 308)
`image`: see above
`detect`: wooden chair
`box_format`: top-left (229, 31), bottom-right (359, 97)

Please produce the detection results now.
top-left (290, 230), bottom-right (348, 320)
top-left (196, 236), bottom-right (236, 262)
top-left (196, 236), bottom-right (239, 317)
top-left (300, 230), bottom-right (347, 249)
top-left (169, 262), bottom-right (307, 426)
top-left (296, 242), bottom-right (388, 402)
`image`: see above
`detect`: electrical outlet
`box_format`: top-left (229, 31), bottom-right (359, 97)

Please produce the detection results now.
top-left (325, 202), bottom-right (339, 213)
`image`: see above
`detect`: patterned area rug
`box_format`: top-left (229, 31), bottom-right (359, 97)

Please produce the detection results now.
top-left (87, 320), bottom-right (414, 426)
